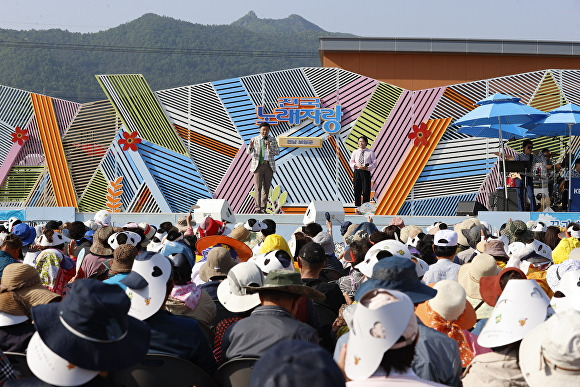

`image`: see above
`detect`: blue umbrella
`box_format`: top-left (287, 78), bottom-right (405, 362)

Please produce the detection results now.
top-left (454, 93), bottom-right (548, 201)
top-left (457, 123), bottom-right (539, 140)
top-left (522, 103), bottom-right (580, 202)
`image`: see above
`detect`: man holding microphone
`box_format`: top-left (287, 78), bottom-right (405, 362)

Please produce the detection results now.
top-left (349, 135), bottom-right (377, 212)
top-left (248, 122), bottom-right (280, 214)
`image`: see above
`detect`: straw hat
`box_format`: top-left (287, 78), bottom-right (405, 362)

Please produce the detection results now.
top-left (0, 263), bottom-right (61, 316)
top-left (229, 226), bottom-right (250, 242)
top-left (457, 253), bottom-right (500, 299)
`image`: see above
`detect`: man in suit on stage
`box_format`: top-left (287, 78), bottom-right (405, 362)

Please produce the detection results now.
top-left (248, 122), bottom-right (280, 214)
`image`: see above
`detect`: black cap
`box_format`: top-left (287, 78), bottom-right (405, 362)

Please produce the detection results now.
top-left (298, 242), bottom-right (326, 265)
top-left (45, 220), bottom-right (63, 230)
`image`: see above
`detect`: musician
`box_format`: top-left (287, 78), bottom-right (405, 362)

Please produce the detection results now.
top-left (561, 159), bottom-right (580, 211)
top-left (495, 139), bottom-right (545, 211)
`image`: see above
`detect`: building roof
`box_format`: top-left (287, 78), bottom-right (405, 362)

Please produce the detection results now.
top-left (319, 37), bottom-right (580, 56)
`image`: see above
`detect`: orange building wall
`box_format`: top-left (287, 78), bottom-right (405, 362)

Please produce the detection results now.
top-left (322, 52), bottom-right (580, 90)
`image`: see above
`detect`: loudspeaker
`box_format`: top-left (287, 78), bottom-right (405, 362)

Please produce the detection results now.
top-left (488, 189), bottom-right (519, 211)
top-left (456, 201), bottom-right (488, 216)
top-left (303, 201), bottom-right (344, 225)
top-left (193, 199), bottom-right (236, 224)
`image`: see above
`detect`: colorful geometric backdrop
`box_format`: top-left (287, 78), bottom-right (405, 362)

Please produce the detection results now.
top-left (0, 68), bottom-right (578, 215)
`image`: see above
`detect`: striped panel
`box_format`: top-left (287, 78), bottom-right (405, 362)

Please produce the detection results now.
top-left (96, 74), bottom-right (187, 155)
top-left (372, 88), bottom-right (446, 199)
top-left (0, 166), bottom-right (43, 203)
top-left (408, 176), bottom-right (485, 200)
top-left (274, 140), bottom-right (354, 204)
top-left (399, 193), bottom-right (477, 216)
top-left (346, 82), bottom-right (404, 150)
top-left (505, 137), bottom-right (563, 155)
top-left (0, 86), bottom-right (33, 165)
top-left (62, 100), bottom-right (120, 198)
top-left (127, 183), bottom-right (161, 213)
top-left (30, 93), bottom-right (78, 208)
top-left (100, 133), bottom-right (145, 212)
top-left (328, 135), bottom-right (353, 180)
top-left (375, 118), bottom-right (452, 215)
top-left (238, 193), bottom-right (258, 214)
top-left (52, 98), bottom-right (81, 137)
top-left (27, 170), bottom-right (57, 207)
top-left (475, 148), bottom-right (517, 206)
top-left (442, 88), bottom-right (476, 111)
top-left (321, 76), bottom-right (379, 141)
top-left (302, 67), bottom-right (362, 99)
top-left (175, 125), bottom-right (235, 193)
top-left (156, 83), bottom-right (243, 149)
top-left (212, 78), bottom-right (257, 143)
top-left (13, 115), bottom-right (43, 167)
top-left (213, 146), bottom-right (253, 212)
top-left (558, 70), bottom-right (580, 106)
top-left (529, 70), bottom-right (567, 112)
top-left (137, 141), bottom-right (211, 212)
top-left (78, 168), bottom-right (108, 212)
top-left (418, 158), bottom-right (497, 182)
top-left (488, 71), bottom-right (545, 105)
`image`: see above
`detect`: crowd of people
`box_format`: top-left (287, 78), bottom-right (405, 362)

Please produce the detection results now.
top-left (0, 209), bottom-right (577, 386)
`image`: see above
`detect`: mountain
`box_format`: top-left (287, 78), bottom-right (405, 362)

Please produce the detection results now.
top-left (0, 13), bottom-right (355, 103)
top-left (231, 11), bottom-right (324, 34)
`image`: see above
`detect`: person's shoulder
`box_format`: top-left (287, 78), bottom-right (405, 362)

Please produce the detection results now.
top-left (417, 322), bottom-right (458, 349)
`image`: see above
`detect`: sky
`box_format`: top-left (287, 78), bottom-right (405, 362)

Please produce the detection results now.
top-left (1, 0), bottom-right (579, 41)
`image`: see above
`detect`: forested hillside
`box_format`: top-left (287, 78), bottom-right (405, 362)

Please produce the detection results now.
top-left (0, 12), bottom-right (353, 102)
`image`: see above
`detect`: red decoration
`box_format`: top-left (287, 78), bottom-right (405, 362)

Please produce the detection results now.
top-left (407, 122), bottom-right (431, 146)
top-left (117, 131), bottom-right (142, 151)
top-left (10, 127), bottom-right (29, 145)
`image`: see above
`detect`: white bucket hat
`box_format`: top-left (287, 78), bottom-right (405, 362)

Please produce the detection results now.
top-left (217, 262), bottom-right (264, 313)
top-left (249, 250), bottom-right (293, 274)
top-left (345, 289), bottom-right (416, 381)
top-left (94, 210), bottom-right (111, 226)
top-left (550, 269), bottom-right (580, 313)
top-left (108, 231), bottom-right (142, 250)
top-left (120, 252), bottom-right (172, 320)
top-left (478, 279), bottom-right (551, 348)
top-left (356, 240), bottom-right (411, 278)
top-left (38, 230), bottom-right (71, 247)
top-left (519, 309), bottom-right (580, 386)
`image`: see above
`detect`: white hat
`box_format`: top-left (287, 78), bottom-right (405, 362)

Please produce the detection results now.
top-left (356, 240), bottom-right (411, 278)
top-left (507, 241), bottom-right (527, 256)
top-left (546, 259), bottom-right (580, 291)
top-left (147, 230), bottom-right (167, 253)
top-left (407, 235), bottom-right (421, 248)
top-left (4, 216), bottom-right (20, 232)
top-left (550, 269), bottom-right (580, 313)
top-left (249, 250), bottom-right (293, 274)
top-left (567, 225), bottom-right (580, 239)
top-left (84, 219), bottom-right (100, 231)
top-left (217, 262), bottom-right (264, 313)
top-left (0, 311), bottom-right (28, 327)
top-left (433, 230), bottom-right (458, 247)
top-left (27, 332), bottom-right (99, 386)
top-left (121, 252), bottom-right (172, 320)
top-left (531, 221), bottom-right (547, 232)
top-left (430, 280), bottom-right (467, 322)
top-left (530, 239), bottom-right (552, 260)
top-left (38, 230), bottom-right (71, 247)
top-left (345, 289), bottom-right (416, 381)
top-left (519, 309), bottom-right (580, 386)
top-left (244, 219), bottom-right (267, 232)
top-left (414, 257), bottom-right (429, 278)
top-left (94, 210), bottom-right (111, 226)
top-left (477, 279), bottom-right (551, 348)
top-left (568, 247), bottom-right (580, 261)
top-left (108, 231), bottom-right (142, 250)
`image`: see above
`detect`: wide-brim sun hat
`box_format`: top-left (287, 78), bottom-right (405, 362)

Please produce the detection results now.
top-left (457, 253), bottom-right (500, 299)
top-left (0, 263), bottom-right (61, 316)
top-left (477, 279), bottom-right (551, 348)
top-left (244, 269), bottom-right (325, 302)
top-left (199, 247), bottom-right (238, 282)
top-left (415, 281), bottom-right (477, 330)
top-left (519, 309), bottom-right (580, 386)
top-left (356, 240), bottom-right (411, 278)
top-left (89, 226), bottom-right (115, 256)
top-left (217, 262), bottom-right (264, 313)
top-left (196, 235), bottom-right (253, 261)
top-left (355, 257), bottom-right (437, 304)
top-left (550, 269), bottom-right (580, 313)
top-left (29, 279), bottom-right (150, 385)
top-left (11, 223), bottom-right (37, 246)
top-left (501, 219), bottom-right (534, 244)
top-left (480, 267), bottom-right (527, 307)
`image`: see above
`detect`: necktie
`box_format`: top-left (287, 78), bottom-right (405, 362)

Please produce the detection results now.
top-left (259, 138), bottom-right (264, 164)
top-left (358, 149), bottom-right (364, 165)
